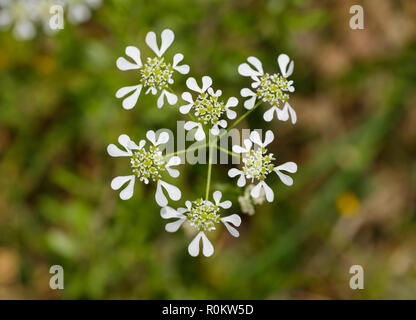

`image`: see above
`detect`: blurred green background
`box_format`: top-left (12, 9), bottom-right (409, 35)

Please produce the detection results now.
top-left (0, 0), bottom-right (415, 299)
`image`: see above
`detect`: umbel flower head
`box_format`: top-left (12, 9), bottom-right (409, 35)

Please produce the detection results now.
top-left (228, 130), bottom-right (297, 202)
top-left (180, 76), bottom-right (238, 140)
top-left (161, 191), bottom-right (241, 257)
top-left (0, 0), bottom-right (101, 40)
top-left (116, 29), bottom-right (190, 110)
top-left (239, 54), bottom-right (297, 124)
top-left (107, 130), bottom-right (182, 207)
top-left (0, 0), bottom-right (39, 40)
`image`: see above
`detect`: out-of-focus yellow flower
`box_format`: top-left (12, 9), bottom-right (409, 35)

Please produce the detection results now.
top-left (336, 191), bottom-right (360, 217)
top-left (35, 55), bottom-right (57, 75)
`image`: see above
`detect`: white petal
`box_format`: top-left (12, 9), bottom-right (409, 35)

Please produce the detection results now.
top-left (244, 96), bottom-right (257, 110)
top-left (165, 90), bottom-right (178, 105)
top-left (241, 88), bottom-right (255, 98)
top-left (116, 85), bottom-right (142, 110)
top-left (111, 175), bottom-right (135, 200)
top-left (155, 131), bottom-right (170, 146)
top-left (180, 103), bottom-right (193, 114)
top-left (263, 107), bottom-right (278, 122)
top-left (276, 161), bottom-right (297, 173)
top-left (247, 56), bottom-right (264, 74)
top-left (238, 61), bottom-right (262, 78)
top-left (287, 102), bottom-right (297, 124)
top-left (166, 156), bottom-right (181, 168)
top-left (160, 180), bottom-right (181, 201)
top-left (219, 200), bottom-right (232, 209)
top-left (201, 76), bottom-right (212, 93)
top-left (128, 139), bottom-right (145, 150)
top-left (218, 119), bottom-right (227, 129)
top-left (166, 156), bottom-right (181, 177)
top-left (194, 124), bottom-right (206, 141)
top-left (181, 91), bottom-right (193, 104)
top-left (184, 121), bottom-right (198, 131)
top-left (188, 232), bottom-right (203, 257)
top-left (145, 29), bottom-right (174, 57)
top-left (274, 170), bottom-right (293, 186)
top-left (250, 182), bottom-right (263, 199)
top-left (160, 206), bottom-right (181, 219)
top-left (146, 130), bottom-right (156, 145)
top-left (179, 92), bottom-right (194, 114)
top-left (262, 181), bottom-right (274, 202)
top-left (200, 232), bottom-right (214, 257)
top-left (249, 131), bottom-right (263, 147)
top-left (167, 168), bottom-right (180, 178)
top-left (213, 190), bottom-right (222, 204)
top-left (155, 180), bottom-right (168, 207)
top-left (172, 53), bottom-right (184, 67)
top-left (157, 90), bottom-right (177, 108)
top-left (159, 29), bottom-right (175, 56)
top-left (172, 53), bottom-right (190, 74)
top-left (165, 218), bottom-right (186, 233)
top-left (278, 54), bottom-right (294, 78)
top-left (232, 145), bottom-right (247, 154)
top-left (107, 144), bottom-right (130, 157)
top-left (237, 174), bottom-right (246, 187)
top-left (228, 168), bottom-right (242, 178)
top-left (243, 139), bottom-right (253, 151)
top-left (210, 124), bottom-right (220, 136)
top-left (278, 105), bottom-right (289, 121)
top-left (116, 46), bottom-right (142, 70)
top-left (221, 214), bottom-right (241, 237)
top-left (263, 130), bottom-right (274, 147)
top-left (226, 109), bottom-right (237, 120)
top-left (225, 97), bottom-right (238, 119)
top-left (186, 77), bottom-right (201, 93)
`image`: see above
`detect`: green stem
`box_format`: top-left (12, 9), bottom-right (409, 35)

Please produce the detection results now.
top-left (205, 137), bottom-right (213, 200)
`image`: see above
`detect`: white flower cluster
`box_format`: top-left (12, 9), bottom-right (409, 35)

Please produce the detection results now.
top-left (0, 0), bottom-right (101, 40)
top-left (109, 29), bottom-right (299, 257)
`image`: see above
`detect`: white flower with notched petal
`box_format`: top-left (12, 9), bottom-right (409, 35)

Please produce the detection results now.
top-left (161, 191), bottom-right (241, 257)
top-left (228, 130), bottom-right (297, 202)
top-left (238, 54), bottom-right (297, 124)
top-left (107, 130), bottom-right (182, 207)
top-left (180, 76), bottom-right (238, 141)
top-left (0, 0), bottom-right (39, 40)
top-left (64, 0), bottom-right (101, 24)
top-left (116, 29), bottom-right (190, 110)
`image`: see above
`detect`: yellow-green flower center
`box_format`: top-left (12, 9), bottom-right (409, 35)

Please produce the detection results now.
top-left (186, 198), bottom-right (221, 232)
top-left (256, 73), bottom-right (290, 107)
top-left (140, 57), bottom-right (174, 91)
top-left (130, 146), bottom-right (166, 182)
top-left (193, 91), bottom-right (225, 125)
top-left (242, 148), bottom-right (275, 181)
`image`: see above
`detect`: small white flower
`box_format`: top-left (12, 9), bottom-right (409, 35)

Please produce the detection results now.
top-left (161, 191), bottom-right (241, 257)
top-left (238, 184), bottom-right (266, 215)
top-left (180, 76), bottom-right (238, 140)
top-left (0, 0), bottom-right (39, 40)
top-left (228, 130), bottom-right (297, 202)
top-left (116, 29), bottom-right (190, 110)
top-left (107, 131), bottom-right (181, 206)
top-left (65, 0), bottom-right (101, 24)
top-left (238, 54), bottom-right (297, 124)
